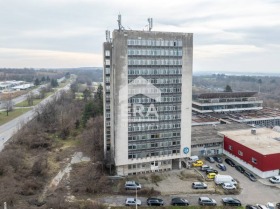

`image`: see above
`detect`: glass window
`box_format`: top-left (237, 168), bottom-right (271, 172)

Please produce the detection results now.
top-left (105, 50), bottom-right (110, 56)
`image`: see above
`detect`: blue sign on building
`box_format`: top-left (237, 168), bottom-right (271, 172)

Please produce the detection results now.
top-left (183, 147), bottom-right (189, 154)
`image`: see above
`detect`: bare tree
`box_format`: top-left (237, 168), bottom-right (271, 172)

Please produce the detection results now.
top-left (27, 92), bottom-right (34, 106)
top-left (2, 93), bottom-right (14, 116)
top-left (82, 116), bottom-right (104, 162)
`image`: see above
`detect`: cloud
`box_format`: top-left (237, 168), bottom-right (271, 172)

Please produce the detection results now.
top-left (0, 48), bottom-right (101, 68)
top-left (0, 0), bottom-right (279, 71)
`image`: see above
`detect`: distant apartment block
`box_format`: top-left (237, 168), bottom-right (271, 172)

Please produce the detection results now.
top-left (103, 29), bottom-right (193, 176)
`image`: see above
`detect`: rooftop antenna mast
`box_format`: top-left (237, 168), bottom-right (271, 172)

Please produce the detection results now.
top-left (117, 14), bottom-right (124, 31)
top-left (148, 18), bottom-right (153, 31)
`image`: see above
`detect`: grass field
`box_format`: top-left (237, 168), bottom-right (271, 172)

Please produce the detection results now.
top-left (0, 108), bottom-right (31, 126)
top-left (15, 92), bottom-right (53, 107)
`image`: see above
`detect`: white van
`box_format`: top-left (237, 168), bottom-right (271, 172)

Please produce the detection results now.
top-left (189, 155), bottom-right (199, 162)
top-left (214, 174), bottom-right (237, 185)
top-left (269, 175), bottom-right (280, 184)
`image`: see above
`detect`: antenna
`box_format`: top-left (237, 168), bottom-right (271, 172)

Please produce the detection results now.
top-left (117, 14), bottom-right (124, 31)
top-left (105, 30), bottom-right (111, 42)
top-left (148, 18), bottom-right (153, 31)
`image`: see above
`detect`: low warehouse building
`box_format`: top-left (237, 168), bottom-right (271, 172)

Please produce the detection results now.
top-left (220, 128), bottom-right (280, 178)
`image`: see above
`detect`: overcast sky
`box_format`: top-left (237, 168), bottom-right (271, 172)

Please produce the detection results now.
top-left (0, 0), bottom-right (280, 73)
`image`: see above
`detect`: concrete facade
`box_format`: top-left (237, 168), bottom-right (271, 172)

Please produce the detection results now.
top-left (103, 29), bottom-right (193, 176)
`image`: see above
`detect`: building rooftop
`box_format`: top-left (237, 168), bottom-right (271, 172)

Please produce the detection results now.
top-left (220, 128), bottom-right (280, 155)
top-left (192, 107), bottom-right (280, 125)
top-left (192, 123), bottom-right (251, 145)
top-left (193, 91), bottom-right (258, 99)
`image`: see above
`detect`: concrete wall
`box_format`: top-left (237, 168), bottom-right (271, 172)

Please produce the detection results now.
top-left (180, 33), bottom-right (193, 160)
top-left (224, 150), bottom-right (279, 178)
top-left (112, 31), bottom-right (129, 167)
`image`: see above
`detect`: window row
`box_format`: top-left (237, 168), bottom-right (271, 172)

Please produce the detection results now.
top-left (129, 114), bottom-right (181, 122)
top-left (191, 142), bottom-right (222, 148)
top-left (128, 160), bottom-right (172, 170)
top-left (127, 87), bottom-right (181, 95)
top-left (128, 96), bottom-right (181, 103)
top-left (128, 140), bottom-right (180, 150)
top-left (128, 149), bottom-right (180, 159)
top-left (128, 49), bottom-right (182, 56)
top-left (105, 68), bottom-right (110, 74)
top-left (128, 68), bottom-right (181, 75)
top-left (128, 132), bottom-right (180, 141)
top-left (128, 123), bottom-right (181, 132)
top-left (127, 39), bottom-right (182, 47)
top-left (128, 59), bottom-right (182, 66)
top-left (127, 104), bottom-right (181, 112)
top-left (128, 78), bottom-right (182, 84)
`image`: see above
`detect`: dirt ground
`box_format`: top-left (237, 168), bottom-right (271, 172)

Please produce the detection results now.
top-left (130, 169), bottom-right (217, 195)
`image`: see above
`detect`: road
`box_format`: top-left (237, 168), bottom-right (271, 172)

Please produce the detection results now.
top-left (0, 83), bottom-right (71, 151)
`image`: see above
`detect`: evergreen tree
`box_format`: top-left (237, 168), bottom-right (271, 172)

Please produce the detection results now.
top-left (34, 78), bottom-right (40, 86)
top-left (51, 79), bottom-right (59, 87)
top-left (224, 85), bottom-right (233, 92)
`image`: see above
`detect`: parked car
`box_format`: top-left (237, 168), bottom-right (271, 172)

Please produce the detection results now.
top-left (192, 160), bottom-right (204, 167)
top-left (125, 198), bottom-right (141, 206)
top-left (147, 198), bottom-right (164, 206)
top-left (222, 183), bottom-right (236, 190)
top-left (213, 156), bottom-right (223, 163)
top-left (244, 171), bottom-right (257, 182)
top-left (225, 158), bottom-right (236, 167)
top-left (206, 156), bottom-right (215, 163)
top-left (235, 165), bottom-right (245, 173)
top-left (222, 197), bottom-right (241, 206)
top-left (276, 203), bottom-right (280, 209)
top-left (246, 205), bottom-right (258, 209)
top-left (201, 165), bottom-right (213, 171)
top-left (206, 169), bottom-right (218, 174)
top-left (207, 172), bottom-right (217, 179)
top-left (192, 182), bottom-right (207, 189)
top-left (256, 204), bottom-right (269, 209)
top-left (198, 197), bottom-right (217, 206)
top-left (269, 175), bottom-right (280, 183)
top-left (125, 181), bottom-right (141, 190)
top-left (171, 197), bottom-right (189, 206)
top-left (267, 202), bottom-right (275, 209)
top-left (216, 163), bottom-right (227, 171)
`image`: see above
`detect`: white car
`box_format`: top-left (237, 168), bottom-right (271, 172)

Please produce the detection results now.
top-left (222, 183), bottom-right (236, 190)
top-left (125, 198), bottom-right (141, 206)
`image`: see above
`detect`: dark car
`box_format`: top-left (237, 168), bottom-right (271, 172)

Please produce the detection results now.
top-left (206, 156), bottom-right (215, 163)
top-left (225, 158), bottom-right (236, 167)
top-left (171, 197), bottom-right (189, 206)
top-left (244, 171), bottom-right (257, 182)
top-left (147, 198), bottom-right (164, 206)
top-left (222, 197), bottom-right (242, 206)
top-left (276, 203), bottom-right (280, 209)
top-left (213, 156), bottom-right (223, 163)
top-left (216, 163), bottom-right (227, 171)
top-left (235, 165), bottom-right (245, 173)
top-left (206, 169), bottom-right (218, 174)
top-left (246, 205), bottom-right (258, 209)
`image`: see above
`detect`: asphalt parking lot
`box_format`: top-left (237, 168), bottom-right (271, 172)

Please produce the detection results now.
top-left (98, 157), bottom-right (280, 206)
